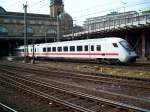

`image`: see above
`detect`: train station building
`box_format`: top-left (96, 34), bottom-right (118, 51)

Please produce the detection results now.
top-left (0, 0), bottom-right (73, 56)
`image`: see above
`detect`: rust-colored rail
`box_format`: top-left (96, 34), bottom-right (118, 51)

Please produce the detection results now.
top-left (0, 65), bottom-right (149, 112)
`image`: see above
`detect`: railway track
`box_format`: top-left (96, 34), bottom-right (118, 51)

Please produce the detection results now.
top-left (0, 62), bottom-right (149, 111)
top-left (0, 62), bottom-right (150, 97)
top-left (37, 60), bottom-right (150, 72)
top-left (0, 67), bottom-right (149, 112)
top-left (0, 103), bottom-right (18, 112)
top-left (2, 60), bottom-right (150, 81)
top-left (1, 61), bottom-right (150, 89)
top-left (1, 61), bottom-right (150, 81)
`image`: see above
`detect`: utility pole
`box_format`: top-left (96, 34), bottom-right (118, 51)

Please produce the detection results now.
top-left (23, 2), bottom-right (28, 63)
top-left (45, 32), bottom-right (47, 43)
top-left (72, 20), bottom-right (76, 40)
top-left (121, 0), bottom-right (126, 13)
top-left (122, 1), bottom-right (126, 13)
top-left (122, 1), bottom-right (126, 22)
top-left (31, 40), bottom-right (35, 64)
top-left (56, 15), bottom-right (60, 42)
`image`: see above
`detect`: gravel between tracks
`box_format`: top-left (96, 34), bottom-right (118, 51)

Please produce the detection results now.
top-left (34, 60), bottom-right (150, 78)
top-left (0, 72), bottom-right (71, 112)
top-left (0, 60), bottom-right (150, 112)
top-left (0, 85), bottom-right (58, 112)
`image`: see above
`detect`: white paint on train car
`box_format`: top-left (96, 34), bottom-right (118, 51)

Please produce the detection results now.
top-left (15, 37), bottom-right (138, 63)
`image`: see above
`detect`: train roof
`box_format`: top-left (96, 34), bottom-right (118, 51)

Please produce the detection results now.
top-left (17, 37), bottom-right (125, 48)
top-left (37, 37), bottom-right (125, 46)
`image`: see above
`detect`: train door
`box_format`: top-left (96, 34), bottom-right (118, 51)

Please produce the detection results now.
top-left (100, 42), bottom-right (106, 59)
top-left (83, 44), bottom-right (90, 59)
top-left (106, 42), bottom-right (119, 60)
top-left (89, 44), bottom-right (95, 59)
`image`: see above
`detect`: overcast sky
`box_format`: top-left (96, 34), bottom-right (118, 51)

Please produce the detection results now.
top-left (0, 0), bottom-right (150, 25)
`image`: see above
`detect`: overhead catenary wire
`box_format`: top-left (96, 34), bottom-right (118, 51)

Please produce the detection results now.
top-left (28, 0), bottom-right (47, 8)
top-left (69, 0), bottom-right (149, 15)
top-left (14, 0), bottom-right (150, 28)
top-left (4, 0), bottom-right (21, 8)
top-left (73, 1), bottom-right (150, 19)
top-left (65, 0), bottom-right (118, 14)
top-left (26, 0), bottom-right (150, 25)
top-left (28, 0), bottom-right (147, 15)
top-left (29, 1), bottom-right (49, 13)
top-left (3, 0), bottom-right (150, 21)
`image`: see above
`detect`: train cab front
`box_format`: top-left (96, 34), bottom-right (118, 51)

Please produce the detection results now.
top-left (127, 52), bottom-right (138, 63)
top-left (119, 40), bottom-right (138, 63)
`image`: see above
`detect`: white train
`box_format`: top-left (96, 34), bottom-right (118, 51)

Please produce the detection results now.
top-left (15, 37), bottom-right (138, 63)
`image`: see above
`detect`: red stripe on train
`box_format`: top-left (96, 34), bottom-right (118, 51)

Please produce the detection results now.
top-left (19, 52), bottom-right (119, 56)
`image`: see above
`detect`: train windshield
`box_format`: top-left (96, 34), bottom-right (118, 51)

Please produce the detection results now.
top-left (120, 41), bottom-right (133, 51)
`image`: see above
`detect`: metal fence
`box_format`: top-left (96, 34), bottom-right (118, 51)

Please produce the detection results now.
top-left (63, 13), bottom-right (150, 38)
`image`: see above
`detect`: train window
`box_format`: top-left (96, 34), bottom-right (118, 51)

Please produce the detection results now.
top-left (91, 45), bottom-right (94, 51)
top-left (52, 47), bottom-right (56, 52)
top-left (25, 48), bottom-right (28, 52)
top-left (77, 46), bottom-right (82, 51)
top-left (70, 46), bottom-right (75, 52)
top-left (63, 46), bottom-right (68, 52)
top-left (58, 47), bottom-right (62, 52)
top-left (22, 49), bottom-right (24, 52)
top-left (120, 41), bottom-right (133, 51)
top-left (112, 43), bottom-right (118, 47)
top-left (34, 48), bottom-right (36, 52)
top-left (37, 48), bottom-right (39, 52)
top-left (48, 47), bottom-right (51, 52)
top-left (31, 49), bottom-right (32, 52)
top-left (43, 47), bottom-right (46, 52)
top-left (84, 45), bottom-right (88, 51)
top-left (96, 45), bottom-right (101, 51)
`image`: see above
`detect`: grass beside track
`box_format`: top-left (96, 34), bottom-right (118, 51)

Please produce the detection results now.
top-left (34, 60), bottom-right (150, 79)
top-left (93, 66), bottom-right (150, 78)
top-left (2, 57), bottom-right (150, 79)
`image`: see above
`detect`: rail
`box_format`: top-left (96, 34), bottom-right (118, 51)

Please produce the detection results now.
top-left (0, 65), bottom-right (150, 112)
top-left (1, 62), bottom-right (150, 89)
top-left (0, 103), bottom-right (18, 112)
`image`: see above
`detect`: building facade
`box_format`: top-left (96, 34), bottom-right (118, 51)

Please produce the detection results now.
top-left (50, 0), bottom-right (64, 17)
top-left (0, 0), bottom-right (73, 56)
top-left (0, 7), bottom-right (57, 40)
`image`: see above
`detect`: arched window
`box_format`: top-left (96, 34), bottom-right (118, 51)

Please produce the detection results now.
top-left (27, 27), bottom-right (33, 34)
top-left (47, 28), bottom-right (56, 34)
top-left (0, 26), bottom-right (8, 35)
top-left (0, 26), bottom-right (8, 32)
top-left (22, 27), bottom-right (34, 36)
